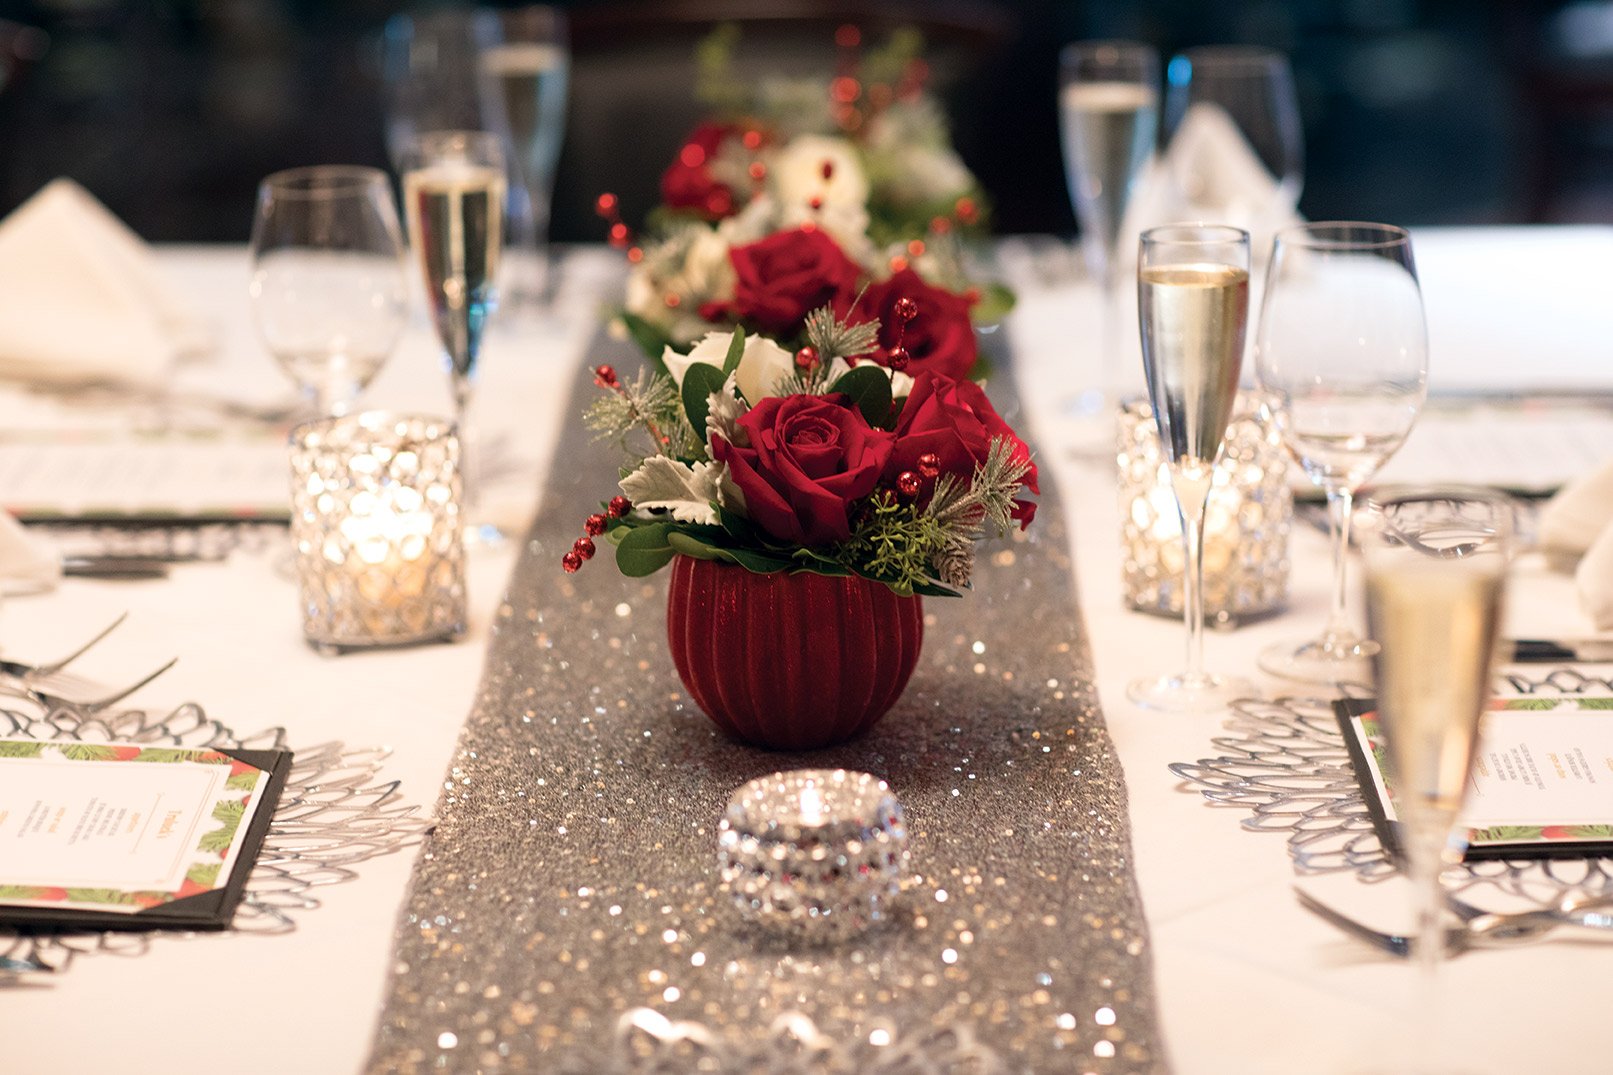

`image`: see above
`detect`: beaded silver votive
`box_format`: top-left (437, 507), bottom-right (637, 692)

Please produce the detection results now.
top-left (289, 412), bottom-right (465, 653)
top-left (1117, 394), bottom-right (1292, 626)
top-left (717, 769), bottom-right (909, 943)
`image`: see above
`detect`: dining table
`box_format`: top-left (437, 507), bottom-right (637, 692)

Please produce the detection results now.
top-left (6, 227), bottom-right (1613, 1074)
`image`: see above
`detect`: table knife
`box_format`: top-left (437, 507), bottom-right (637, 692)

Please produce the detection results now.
top-left (61, 556), bottom-right (172, 580)
top-left (1507, 638), bottom-right (1613, 663)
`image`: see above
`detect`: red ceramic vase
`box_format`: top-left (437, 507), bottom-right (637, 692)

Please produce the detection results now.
top-left (665, 556), bottom-right (924, 750)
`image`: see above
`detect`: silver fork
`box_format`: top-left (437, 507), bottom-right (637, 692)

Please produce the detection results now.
top-left (1295, 887), bottom-right (1613, 956)
top-left (0, 613), bottom-right (128, 680)
top-left (0, 658), bottom-right (179, 715)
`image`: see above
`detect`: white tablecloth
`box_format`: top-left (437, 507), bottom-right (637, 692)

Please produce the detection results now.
top-left (8, 232), bottom-right (1613, 1074)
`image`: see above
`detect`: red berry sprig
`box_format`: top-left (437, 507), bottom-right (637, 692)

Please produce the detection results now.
top-left (594, 192), bottom-right (641, 262)
top-left (562, 501), bottom-right (630, 574)
top-left (794, 345), bottom-right (819, 372)
top-left (886, 296), bottom-right (919, 371)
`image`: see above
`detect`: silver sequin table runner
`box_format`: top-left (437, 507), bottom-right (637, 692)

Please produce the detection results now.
top-left (367, 338), bottom-right (1166, 1074)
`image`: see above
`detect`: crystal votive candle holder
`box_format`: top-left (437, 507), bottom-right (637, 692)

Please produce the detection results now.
top-left (717, 769), bottom-right (908, 943)
top-left (289, 412), bottom-right (465, 653)
top-left (1117, 394), bottom-right (1292, 626)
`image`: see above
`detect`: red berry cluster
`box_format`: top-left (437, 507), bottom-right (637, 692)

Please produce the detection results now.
top-left (886, 295), bottom-right (919, 371)
top-left (594, 193), bottom-right (643, 264)
top-left (892, 451), bottom-right (941, 505)
top-left (562, 497), bottom-right (631, 574)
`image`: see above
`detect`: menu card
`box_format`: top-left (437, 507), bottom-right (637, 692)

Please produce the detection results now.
top-left (0, 739), bottom-right (290, 929)
top-left (1337, 697), bottom-right (1613, 860)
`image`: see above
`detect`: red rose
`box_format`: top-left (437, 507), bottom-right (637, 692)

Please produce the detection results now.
top-left (846, 268), bottom-right (978, 379)
top-left (713, 393), bottom-right (894, 546)
top-left (701, 227), bottom-right (863, 338)
top-left (660, 122), bottom-right (742, 221)
top-left (887, 372), bottom-right (1038, 528)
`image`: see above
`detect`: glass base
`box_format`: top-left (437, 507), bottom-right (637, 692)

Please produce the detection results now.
top-left (1258, 636), bottom-right (1377, 685)
top-left (1127, 670), bottom-right (1258, 712)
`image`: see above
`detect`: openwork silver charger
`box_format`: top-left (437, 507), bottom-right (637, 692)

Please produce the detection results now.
top-left (0, 693), bottom-right (432, 982)
top-left (1169, 669), bottom-right (1613, 903)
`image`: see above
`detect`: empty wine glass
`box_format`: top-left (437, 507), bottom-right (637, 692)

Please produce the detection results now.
top-left (1058, 41), bottom-right (1159, 422)
top-left (1357, 485), bottom-right (1515, 1072)
top-left (380, 11), bottom-right (493, 169)
top-left (1129, 224), bottom-right (1257, 712)
top-left (1255, 223), bottom-right (1429, 683)
top-left (248, 166), bottom-right (408, 418)
top-left (399, 130), bottom-right (506, 534)
top-left (478, 6), bottom-right (569, 307)
top-left (1162, 46), bottom-right (1302, 254)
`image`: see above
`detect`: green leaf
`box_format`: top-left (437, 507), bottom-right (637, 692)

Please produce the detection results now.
top-left (0, 885), bottom-right (49, 899)
top-left (1574, 698), bottom-right (1613, 710)
top-left (724, 547), bottom-right (793, 574)
top-left (680, 362), bottom-right (729, 447)
top-left (666, 530), bottom-right (736, 563)
top-left (1469, 825), bottom-right (1546, 843)
top-left (132, 748), bottom-right (203, 764)
top-left (186, 863), bottom-right (222, 888)
top-left (721, 327), bottom-right (746, 376)
top-left (225, 770), bottom-right (259, 790)
top-left (615, 523), bottom-right (677, 577)
top-left (55, 744), bottom-right (120, 762)
top-left (618, 311), bottom-right (674, 378)
top-left (827, 364), bottom-right (893, 427)
top-left (970, 282), bottom-right (1016, 324)
top-left (0, 741), bottom-right (45, 758)
top-left (64, 888), bottom-right (142, 905)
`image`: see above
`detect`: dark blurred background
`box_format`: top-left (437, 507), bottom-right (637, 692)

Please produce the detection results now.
top-left (2, 0), bottom-right (1611, 242)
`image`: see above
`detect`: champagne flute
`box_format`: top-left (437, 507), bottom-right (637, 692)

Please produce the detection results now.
top-left (1128, 224), bottom-right (1257, 712)
top-left (1255, 223), bottom-right (1428, 683)
top-left (478, 5), bottom-right (569, 308)
top-left (1058, 41), bottom-right (1159, 422)
top-left (1162, 46), bottom-right (1302, 254)
top-left (248, 166), bottom-right (408, 418)
top-left (399, 130), bottom-right (506, 529)
top-left (1357, 485), bottom-right (1515, 1070)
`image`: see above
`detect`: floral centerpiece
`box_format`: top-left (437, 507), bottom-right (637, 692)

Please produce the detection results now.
top-left (562, 28), bottom-right (1034, 751)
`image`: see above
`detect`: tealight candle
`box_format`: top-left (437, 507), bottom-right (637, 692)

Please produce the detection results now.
top-left (717, 769), bottom-right (908, 943)
top-left (1117, 395), bottom-right (1292, 626)
top-left (289, 412), bottom-right (465, 652)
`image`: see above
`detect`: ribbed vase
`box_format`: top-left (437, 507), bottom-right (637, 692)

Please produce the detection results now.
top-left (665, 556), bottom-right (924, 751)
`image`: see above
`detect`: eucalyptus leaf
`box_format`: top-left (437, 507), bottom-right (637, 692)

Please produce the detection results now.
top-left (681, 362), bottom-right (729, 447)
top-left (666, 530), bottom-right (737, 563)
top-left (615, 523), bottom-right (677, 576)
top-left (826, 364), bottom-right (893, 427)
top-left (721, 326), bottom-right (746, 376)
top-left (724, 547), bottom-right (793, 574)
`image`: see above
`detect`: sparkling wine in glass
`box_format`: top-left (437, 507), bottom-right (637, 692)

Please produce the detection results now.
top-left (248, 166), bottom-right (408, 418)
top-left (401, 130), bottom-right (505, 534)
top-left (479, 5), bottom-right (569, 307)
top-left (1255, 222), bottom-right (1428, 684)
top-left (1358, 485), bottom-right (1515, 1071)
top-left (1058, 41), bottom-right (1159, 423)
top-left (1128, 224), bottom-right (1257, 712)
top-left (401, 131), bottom-right (506, 418)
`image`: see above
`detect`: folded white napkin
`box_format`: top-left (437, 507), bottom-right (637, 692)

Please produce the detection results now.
top-left (1118, 102), bottom-right (1304, 263)
top-left (0, 179), bottom-right (212, 388)
top-left (1538, 459), bottom-right (1613, 630)
top-left (0, 511), bottom-right (59, 594)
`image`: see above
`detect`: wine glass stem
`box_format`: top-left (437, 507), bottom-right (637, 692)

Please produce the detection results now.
top-left (1323, 485), bottom-right (1356, 644)
top-left (1408, 828), bottom-right (1451, 1071)
top-left (1176, 476), bottom-right (1211, 682)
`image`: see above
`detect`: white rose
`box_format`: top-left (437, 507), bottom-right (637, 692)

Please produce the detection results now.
top-left (663, 331), bottom-right (798, 404)
top-left (770, 135), bottom-right (869, 213)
